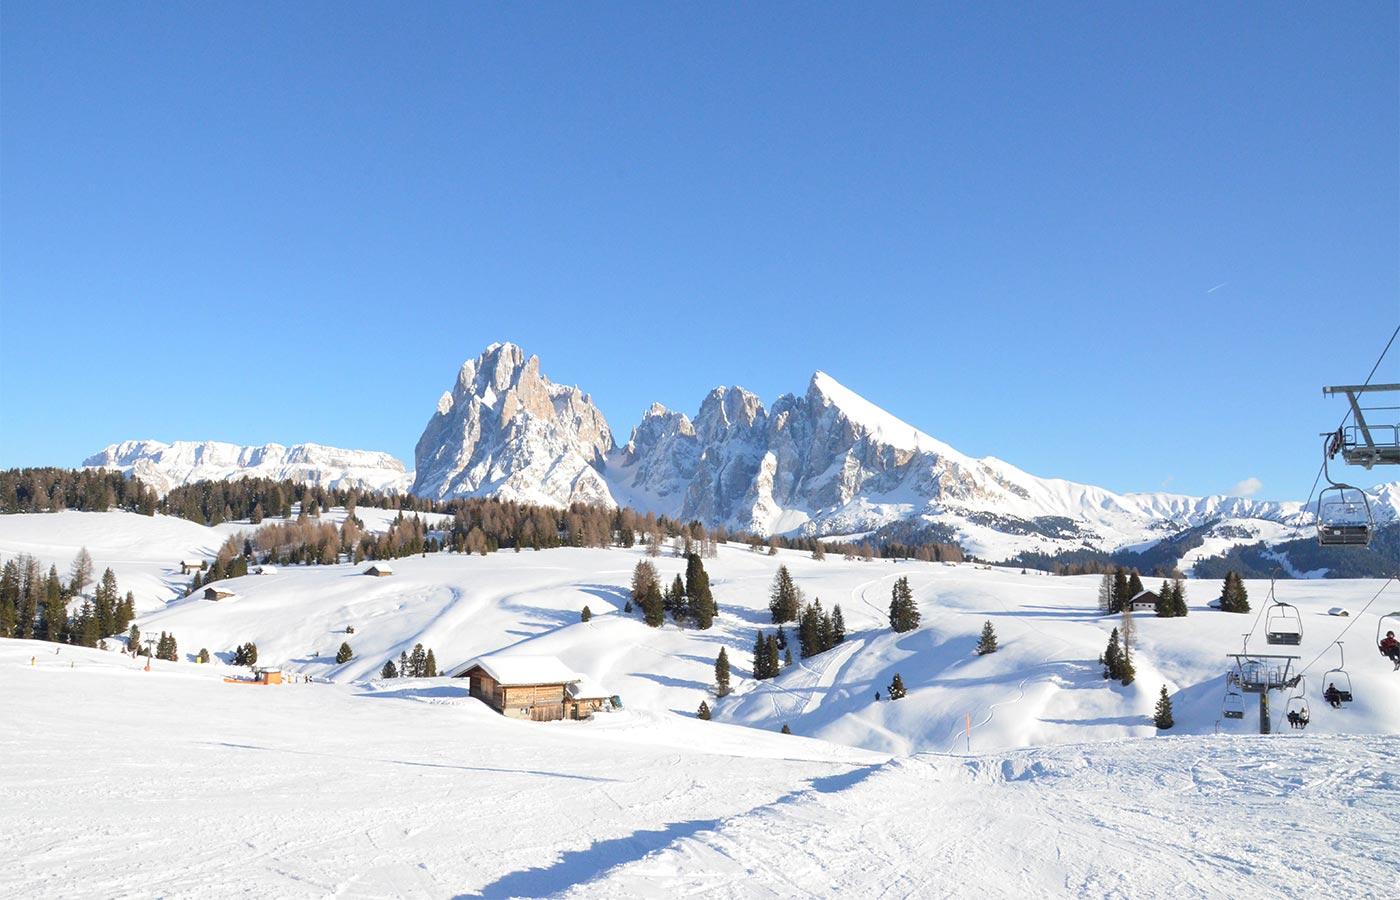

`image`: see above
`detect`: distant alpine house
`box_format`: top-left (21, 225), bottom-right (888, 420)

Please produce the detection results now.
top-left (450, 653), bottom-right (613, 722)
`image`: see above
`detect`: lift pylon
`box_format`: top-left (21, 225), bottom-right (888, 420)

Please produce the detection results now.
top-left (1323, 383), bottom-right (1400, 468)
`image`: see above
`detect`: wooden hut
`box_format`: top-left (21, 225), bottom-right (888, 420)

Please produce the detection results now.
top-left (450, 654), bottom-right (580, 721)
top-left (566, 674), bottom-right (616, 719)
top-left (203, 587), bottom-right (236, 601)
top-left (364, 564), bottom-right (394, 577)
top-left (1128, 590), bottom-right (1162, 614)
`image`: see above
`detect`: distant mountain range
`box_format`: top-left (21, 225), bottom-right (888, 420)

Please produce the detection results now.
top-left (83, 440), bottom-right (413, 496)
top-left (86, 342), bottom-right (1400, 565)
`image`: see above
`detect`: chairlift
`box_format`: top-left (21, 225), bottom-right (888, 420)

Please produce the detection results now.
top-left (1322, 642), bottom-right (1353, 703)
top-left (1317, 439), bottom-right (1374, 547)
top-left (1265, 601), bottom-right (1303, 646)
top-left (1285, 676), bottom-right (1310, 724)
top-left (1377, 612), bottom-right (1400, 671)
top-left (1222, 673), bottom-right (1245, 720)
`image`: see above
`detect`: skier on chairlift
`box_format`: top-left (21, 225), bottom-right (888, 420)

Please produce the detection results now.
top-left (1324, 683), bottom-right (1343, 708)
top-left (1380, 631), bottom-right (1400, 668)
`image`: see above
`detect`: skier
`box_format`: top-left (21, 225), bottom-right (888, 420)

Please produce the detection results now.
top-left (1324, 683), bottom-right (1342, 709)
top-left (1380, 631), bottom-right (1400, 668)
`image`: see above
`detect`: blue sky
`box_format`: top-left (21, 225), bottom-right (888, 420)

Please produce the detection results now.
top-left (2, 3), bottom-right (1396, 502)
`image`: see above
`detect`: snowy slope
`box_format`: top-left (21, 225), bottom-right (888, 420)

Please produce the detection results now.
top-left (6, 510), bottom-right (1400, 899)
top-left (4, 640), bottom-right (1397, 900)
top-left (7, 511), bottom-right (1398, 755)
top-left (84, 439), bottom-right (413, 495)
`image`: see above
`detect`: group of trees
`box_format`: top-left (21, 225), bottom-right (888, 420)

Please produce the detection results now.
top-left (751, 630), bottom-right (784, 680)
top-left (379, 643), bottom-right (438, 678)
top-left (0, 468), bottom-right (158, 515)
top-left (797, 599), bottom-right (846, 658)
top-left (888, 577), bottom-right (920, 633)
top-left (1155, 578), bottom-right (1189, 617)
top-left (1097, 569), bottom-right (1146, 615)
top-left (0, 551), bottom-right (135, 648)
top-left (1100, 627), bottom-right (1135, 685)
top-left (232, 642), bottom-right (259, 666)
top-left (628, 557), bottom-right (716, 629)
top-left (153, 631), bottom-right (179, 661)
top-left (1219, 571), bottom-right (1251, 613)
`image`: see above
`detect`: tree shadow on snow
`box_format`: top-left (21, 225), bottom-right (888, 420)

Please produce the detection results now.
top-left (578, 583), bottom-right (628, 609)
top-left (458, 816), bottom-right (724, 899)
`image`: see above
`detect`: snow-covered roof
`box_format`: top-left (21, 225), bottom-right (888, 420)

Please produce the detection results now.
top-left (452, 654), bottom-right (581, 686)
top-left (365, 564), bottom-right (394, 574)
top-left (566, 674), bottom-right (612, 700)
top-left (1129, 590), bottom-right (1160, 603)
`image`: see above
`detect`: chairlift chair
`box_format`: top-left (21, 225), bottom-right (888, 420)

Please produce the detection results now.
top-left (1265, 602), bottom-right (1303, 646)
top-left (1317, 435), bottom-right (1375, 547)
top-left (1317, 485), bottom-right (1374, 548)
top-left (1322, 642), bottom-right (1354, 703)
top-left (1285, 676), bottom-right (1310, 722)
top-left (1222, 672), bottom-right (1245, 720)
top-left (1378, 612), bottom-right (1400, 671)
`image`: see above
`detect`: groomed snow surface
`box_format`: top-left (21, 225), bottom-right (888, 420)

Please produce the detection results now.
top-left (3, 511), bottom-right (1400, 898)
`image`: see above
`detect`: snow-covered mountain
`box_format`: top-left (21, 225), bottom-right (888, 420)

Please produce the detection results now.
top-left (407, 343), bottom-right (1398, 559)
top-left (83, 440), bottom-right (413, 495)
top-left (409, 343), bottom-right (614, 506)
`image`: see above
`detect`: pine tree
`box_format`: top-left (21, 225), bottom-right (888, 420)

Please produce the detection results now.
top-left (715, 647), bottom-right (731, 696)
top-left (1120, 644), bottom-right (1136, 686)
top-left (1157, 579), bottom-right (1174, 618)
top-left (1127, 570), bottom-right (1144, 600)
top-left (780, 723), bottom-right (791, 734)
top-left (1120, 605), bottom-right (1136, 649)
top-left (685, 553), bottom-right (714, 628)
top-left (767, 634), bottom-right (780, 674)
top-left (1101, 628), bottom-right (1123, 680)
top-left (976, 620), bottom-right (998, 655)
top-left (798, 602), bottom-right (821, 658)
top-left (40, 566), bottom-right (66, 641)
top-left (1221, 572), bottom-right (1250, 613)
top-left (196, 648), bottom-right (210, 663)
top-left (581, 605), bottom-right (592, 622)
top-left (642, 580), bottom-right (665, 628)
top-left (888, 576), bottom-right (920, 633)
top-left (1098, 572), bottom-right (1114, 615)
top-left (832, 605), bottom-right (846, 645)
top-left (775, 624), bottom-right (788, 650)
top-left (425, 648), bottom-right (437, 677)
top-left (336, 642), bottom-right (353, 664)
top-left (127, 623), bottom-right (141, 655)
top-left (888, 673), bottom-right (907, 700)
top-left (1171, 578), bottom-right (1188, 617)
top-left (409, 643), bottom-right (427, 677)
top-left (697, 700), bottom-right (711, 720)
top-left (630, 560), bottom-right (658, 612)
top-left (381, 660), bottom-right (398, 679)
top-left (665, 575), bottom-right (686, 623)
top-left (69, 546), bottom-right (94, 596)
top-left (753, 631), bottom-right (771, 680)
top-left (399, 649), bottom-right (410, 675)
top-left (769, 565), bottom-right (801, 623)
top-left (1153, 685), bottom-right (1174, 729)
top-left (1112, 568), bottom-right (1130, 613)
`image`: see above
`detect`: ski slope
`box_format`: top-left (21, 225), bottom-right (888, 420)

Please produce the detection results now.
top-left (4, 510), bottom-right (1400, 898)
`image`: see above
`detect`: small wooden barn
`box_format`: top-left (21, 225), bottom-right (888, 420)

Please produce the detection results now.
top-left (451, 654), bottom-right (582, 721)
top-left (1128, 590), bottom-right (1162, 613)
top-left (364, 564), bottom-right (394, 577)
top-left (566, 674), bottom-right (617, 719)
top-left (203, 587), bottom-right (236, 601)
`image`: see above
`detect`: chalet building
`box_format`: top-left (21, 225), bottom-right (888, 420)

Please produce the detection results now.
top-left (203, 587), bottom-right (236, 601)
top-left (450, 654), bottom-right (610, 722)
top-left (180, 560), bottom-right (206, 575)
top-left (567, 674), bottom-right (618, 719)
top-left (364, 564), bottom-right (394, 577)
top-left (1128, 590), bottom-right (1162, 614)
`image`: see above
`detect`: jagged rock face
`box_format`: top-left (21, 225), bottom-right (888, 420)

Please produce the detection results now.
top-left (411, 343), bottom-right (615, 506)
top-left (83, 440), bottom-right (412, 496)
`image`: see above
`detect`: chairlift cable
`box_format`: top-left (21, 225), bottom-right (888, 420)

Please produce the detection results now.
top-left (1295, 571), bottom-right (1399, 679)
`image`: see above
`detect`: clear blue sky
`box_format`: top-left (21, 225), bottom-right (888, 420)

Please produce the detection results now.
top-left (2, 3), bottom-right (1396, 502)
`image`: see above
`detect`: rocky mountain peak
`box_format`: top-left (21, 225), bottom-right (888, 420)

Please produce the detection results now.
top-left (410, 344), bottom-right (614, 506)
